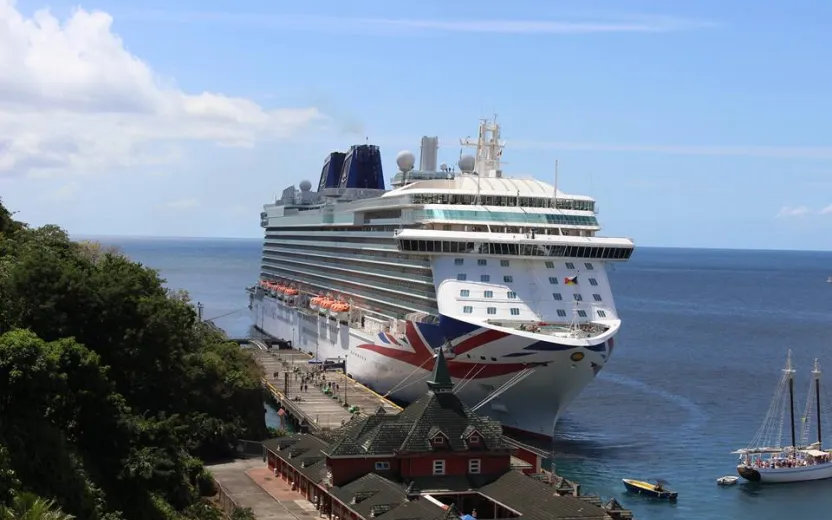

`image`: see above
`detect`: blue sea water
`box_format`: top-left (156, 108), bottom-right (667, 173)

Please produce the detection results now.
top-left (96, 237), bottom-right (832, 520)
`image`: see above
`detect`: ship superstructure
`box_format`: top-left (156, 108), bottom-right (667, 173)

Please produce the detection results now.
top-left (248, 118), bottom-right (634, 439)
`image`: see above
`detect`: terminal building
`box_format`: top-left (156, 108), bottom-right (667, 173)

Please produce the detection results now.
top-left (261, 350), bottom-right (632, 520)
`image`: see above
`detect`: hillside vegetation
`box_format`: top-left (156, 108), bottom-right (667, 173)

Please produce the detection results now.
top-left (0, 199), bottom-right (266, 519)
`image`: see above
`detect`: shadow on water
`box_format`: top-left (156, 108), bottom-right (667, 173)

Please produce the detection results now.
top-left (550, 434), bottom-right (655, 460)
top-left (737, 479), bottom-right (832, 499)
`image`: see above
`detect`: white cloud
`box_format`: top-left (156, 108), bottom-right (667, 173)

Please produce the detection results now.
top-left (506, 141), bottom-right (832, 160)
top-left (775, 206), bottom-right (811, 218)
top-left (284, 134), bottom-right (832, 160)
top-left (113, 10), bottom-right (715, 35)
top-left (819, 205), bottom-right (832, 215)
top-left (166, 198), bottom-right (199, 210)
top-left (0, 0), bottom-right (324, 178)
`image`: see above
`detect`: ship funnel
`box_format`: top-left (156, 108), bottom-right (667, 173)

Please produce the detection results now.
top-left (419, 136), bottom-right (439, 172)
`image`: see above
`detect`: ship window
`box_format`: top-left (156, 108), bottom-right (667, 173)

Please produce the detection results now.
top-left (566, 262), bottom-right (575, 270)
top-left (503, 275), bottom-right (513, 283)
top-left (552, 293), bottom-right (562, 301)
top-left (589, 278), bottom-right (598, 286)
top-left (375, 461), bottom-right (390, 470)
top-left (593, 294), bottom-right (602, 301)
top-left (457, 274), bottom-right (467, 281)
top-left (510, 308), bottom-right (520, 316)
top-left (481, 274), bottom-right (490, 282)
top-left (507, 291), bottom-right (517, 299)
top-left (545, 261), bottom-right (555, 268)
top-left (460, 290), bottom-right (470, 297)
top-left (478, 259), bottom-right (487, 266)
top-left (500, 260), bottom-right (510, 267)
top-left (463, 306), bottom-right (473, 314)
top-left (557, 309), bottom-right (567, 317)
top-left (597, 310), bottom-right (607, 318)
top-left (584, 263), bottom-right (594, 270)
top-left (455, 258), bottom-right (464, 266)
top-left (577, 310), bottom-right (587, 318)
top-left (484, 291), bottom-right (493, 298)
top-left (574, 294), bottom-right (583, 302)
top-left (548, 277), bottom-right (558, 284)
top-left (487, 307), bottom-right (497, 315)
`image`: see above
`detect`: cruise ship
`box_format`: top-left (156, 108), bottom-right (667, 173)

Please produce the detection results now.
top-left (248, 118), bottom-right (634, 439)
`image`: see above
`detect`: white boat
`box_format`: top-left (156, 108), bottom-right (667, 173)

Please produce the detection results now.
top-left (247, 118), bottom-right (635, 439)
top-left (716, 476), bottom-right (738, 486)
top-left (734, 353), bottom-right (832, 483)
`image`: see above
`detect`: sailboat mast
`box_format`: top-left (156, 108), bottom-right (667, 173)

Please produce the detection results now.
top-left (786, 351), bottom-right (797, 449)
top-left (814, 359), bottom-right (822, 448)
top-left (789, 377), bottom-right (797, 448)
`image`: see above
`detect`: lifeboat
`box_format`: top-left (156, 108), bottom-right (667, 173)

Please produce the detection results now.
top-left (330, 302), bottom-right (350, 322)
top-left (319, 298), bottom-right (334, 310)
top-left (285, 288), bottom-right (299, 296)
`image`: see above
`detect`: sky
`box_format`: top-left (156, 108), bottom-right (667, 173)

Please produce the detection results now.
top-left (1, 0), bottom-right (831, 250)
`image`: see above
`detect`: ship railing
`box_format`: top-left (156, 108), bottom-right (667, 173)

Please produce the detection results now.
top-left (321, 187), bottom-right (387, 201)
top-left (487, 320), bottom-right (608, 338)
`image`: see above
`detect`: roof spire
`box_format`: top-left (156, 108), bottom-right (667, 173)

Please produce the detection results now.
top-left (426, 349), bottom-right (454, 393)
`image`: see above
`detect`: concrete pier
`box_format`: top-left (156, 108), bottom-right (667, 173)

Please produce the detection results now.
top-left (252, 348), bottom-right (401, 432)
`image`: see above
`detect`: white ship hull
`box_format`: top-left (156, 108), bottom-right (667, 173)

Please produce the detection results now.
top-left (252, 294), bottom-right (617, 438)
top-left (738, 462), bottom-right (832, 483)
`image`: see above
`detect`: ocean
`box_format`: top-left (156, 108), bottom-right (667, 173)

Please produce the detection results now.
top-left (96, 236), bottom-right (832, 520)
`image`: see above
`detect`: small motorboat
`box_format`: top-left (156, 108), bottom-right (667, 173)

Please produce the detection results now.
top-left (717, 475), bottom-right (739, 486)
top-left (622, 479), bottom-right (678, 501)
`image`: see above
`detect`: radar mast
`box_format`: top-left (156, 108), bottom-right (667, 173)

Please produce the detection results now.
top-left (460, 116), bottom-right (505, 178)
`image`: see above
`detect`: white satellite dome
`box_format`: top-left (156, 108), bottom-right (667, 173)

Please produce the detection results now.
top-left (396, 150), bottom-right (416, 172)
top-left (299, 180), bottom-right (313, 192)
top-left (458, 154), bottom-right (476, 172)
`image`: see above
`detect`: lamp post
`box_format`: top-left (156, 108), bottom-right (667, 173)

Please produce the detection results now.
top-left (344, 355), bottom-right (348, 407)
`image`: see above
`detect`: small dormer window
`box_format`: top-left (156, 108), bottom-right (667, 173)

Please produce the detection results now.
top-left (430, 429), bottom-right (449, 448)
top-left (469, 434), bottom-right (481, 445)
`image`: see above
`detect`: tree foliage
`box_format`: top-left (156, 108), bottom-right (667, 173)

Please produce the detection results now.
top-left (0, 200), bottom-right (266, 519)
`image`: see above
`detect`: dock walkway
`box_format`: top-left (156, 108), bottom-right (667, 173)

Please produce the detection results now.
top-left (208, 459), bottom-right (318, 520)
top-left (252, 348), bottom-right (401, 432)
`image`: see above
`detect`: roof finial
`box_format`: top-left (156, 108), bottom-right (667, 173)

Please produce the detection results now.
top-left (426, 349), bottom-right (454, 393)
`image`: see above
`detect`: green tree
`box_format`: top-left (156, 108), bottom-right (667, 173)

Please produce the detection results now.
top-left (0, 199), bottom-right (267, 520)
top-left (230, 507), bottom-right (256, 520)
top-left (0, 492), bottom-right (74, 520)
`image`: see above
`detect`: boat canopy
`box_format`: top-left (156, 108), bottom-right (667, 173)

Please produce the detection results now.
top-left (801, 449), bottom-right (828, 457)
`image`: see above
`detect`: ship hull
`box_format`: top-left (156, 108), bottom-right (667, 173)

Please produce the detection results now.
top-left (737, 463), bottom-right (832, 483)
top-left (252, 294), bottom-right (616, 438)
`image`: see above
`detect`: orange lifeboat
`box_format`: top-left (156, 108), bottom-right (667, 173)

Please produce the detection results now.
top-left (285, 288), bottom-right (299, 296)
top-left (331, 303), bottom-right (350, 313)
top-left (319, 299), bottom-right (334, 310)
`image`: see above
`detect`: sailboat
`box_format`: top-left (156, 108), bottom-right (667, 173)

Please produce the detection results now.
top-left (734, 352), bottom-right (832, 483)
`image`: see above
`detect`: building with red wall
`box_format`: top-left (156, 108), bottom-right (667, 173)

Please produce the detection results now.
top-left (262, 350), bottom-right (631, 520)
